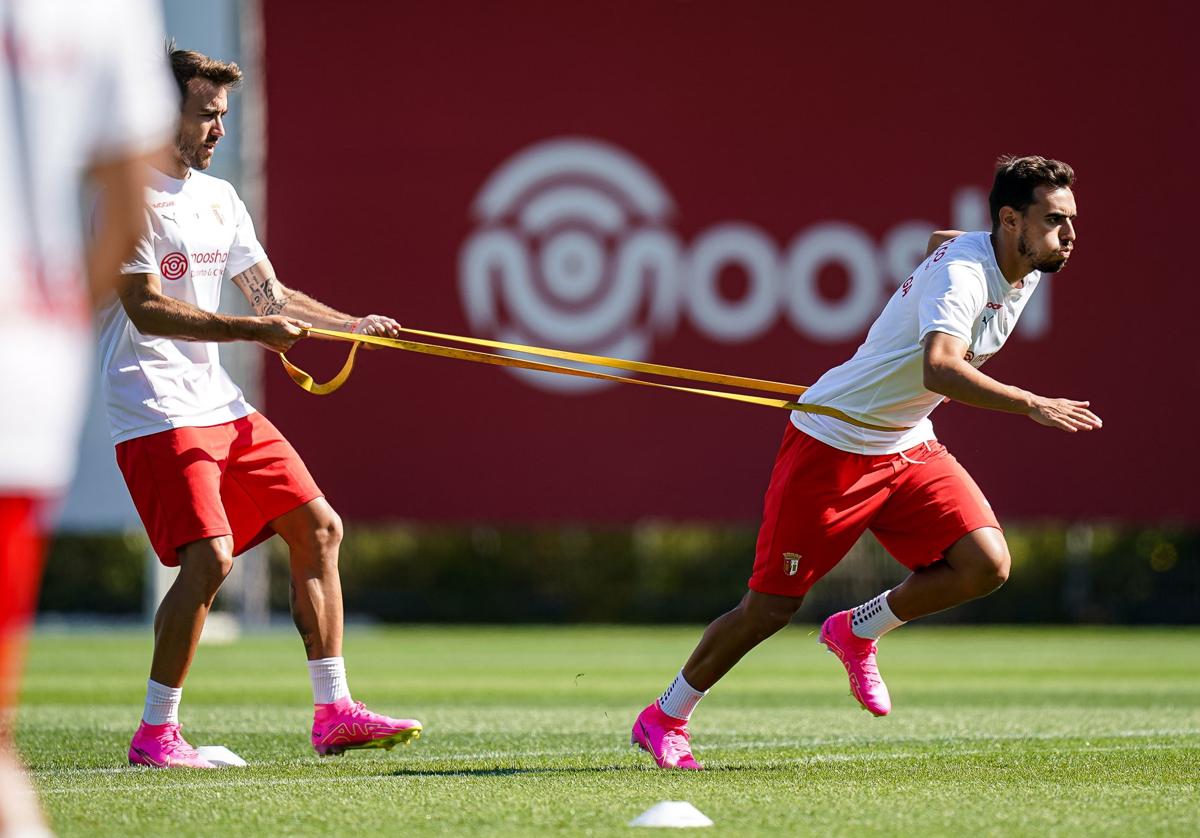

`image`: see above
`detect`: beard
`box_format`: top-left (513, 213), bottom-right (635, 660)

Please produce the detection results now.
top-left (175, 130), bottom-right (211, 170)
top-left (1018, 228), bottom-right (1068, 273)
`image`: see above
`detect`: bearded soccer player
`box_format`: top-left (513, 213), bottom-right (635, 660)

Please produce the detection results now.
top-left (99, 47), bottom-right (420, 769)
top-left (631, 156), bottom-right (1101, 769)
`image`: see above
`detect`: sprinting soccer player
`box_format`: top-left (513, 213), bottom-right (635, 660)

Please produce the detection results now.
top-left (632, 156), bottom-right (1102, 769)
top-left (1, 0), bottom-right (176, 827)
top-left (99, 46), bottom-right (421, 769)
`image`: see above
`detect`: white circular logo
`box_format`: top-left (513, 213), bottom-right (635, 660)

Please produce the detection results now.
top-left (159, 251), bottom-right (188, 281)
top-left (459, 137), bottom-right (682, 393)
top-left (459, 139), bottom-right (1043, 395)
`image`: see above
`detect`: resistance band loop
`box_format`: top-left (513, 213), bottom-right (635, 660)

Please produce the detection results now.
top-left (279, 327), bottom-right (908, 433)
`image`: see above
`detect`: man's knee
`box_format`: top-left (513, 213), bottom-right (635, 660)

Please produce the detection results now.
top-left (289, 505), bottom-right (343, 564)
top-left (740, 590), bottom-right (804, 637)
top-left (950, 528), bottom-right (1010, 595)
top-left (178, 538), bottom-right (235, 592)
top-left (312, 508), bottom-right (343, 555)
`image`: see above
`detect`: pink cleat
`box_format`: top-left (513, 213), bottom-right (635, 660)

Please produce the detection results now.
top-left (128, 721), bottom-right (217, 769)
top-left (819, 610), bottom-right (892, 716)
top-left (311, 697), bottom-right (422, 756)
top-left (630, 702), bottom-right (703, 770)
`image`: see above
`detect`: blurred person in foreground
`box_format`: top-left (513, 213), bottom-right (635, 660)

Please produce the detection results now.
top-left (100, 45), bottom-right (419, 769)
top-left (631, 156), bottom-right (1102, 769)
top-left (0, 0), bottom-right (176, 830)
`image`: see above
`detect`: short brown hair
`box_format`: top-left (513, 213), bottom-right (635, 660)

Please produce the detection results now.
top-left (166, 40), bottom-right (242, 103)
top-left (988, 155), bottom-right (1075, 229)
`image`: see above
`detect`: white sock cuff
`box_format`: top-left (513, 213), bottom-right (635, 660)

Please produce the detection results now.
top-left (657, 670), bottom-right (707, 721)
top-left (307, 656), bottom-right (351, 705)
top-left (851, 590), bottom-right (906, 640)
top-left (143, 678), bottom-right (182, 725)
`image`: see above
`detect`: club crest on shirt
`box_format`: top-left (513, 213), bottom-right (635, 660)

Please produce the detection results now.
top-left (210, 204), bottom-right (225, 225)
top-left (782, 552), bottom-right (802, 576)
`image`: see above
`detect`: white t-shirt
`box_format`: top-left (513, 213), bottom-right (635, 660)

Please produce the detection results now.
top-left (0, 0), bottom-right (176, 494)
top-left (98, 168), bottom-right (267, 444)
top-left (794, 231), bottom-right (1041, 454)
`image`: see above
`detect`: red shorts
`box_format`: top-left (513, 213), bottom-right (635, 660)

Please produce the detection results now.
top-left (750, 423), bottom-right (1000, 597)
top-left (0, 496), bottom-right (45, 710)
top-left (115, 413), bottom-right (322, 566)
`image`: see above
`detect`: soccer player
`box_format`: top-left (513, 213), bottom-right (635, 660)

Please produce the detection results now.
top-left (1, 0), bottom-right (176, 827)
top-left (631, 156), bottom-right (1101, 769)
top-left (100, 47), bottom-right (421, 769)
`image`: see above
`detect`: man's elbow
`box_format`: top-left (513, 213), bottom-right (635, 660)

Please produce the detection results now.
top-left (923, 359), bottom-right (954, 394)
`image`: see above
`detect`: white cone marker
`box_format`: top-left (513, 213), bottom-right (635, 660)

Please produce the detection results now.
top-left (195, 745), bottom-right (248, 767)
top-left (629, 801), bottom-right (713, 828)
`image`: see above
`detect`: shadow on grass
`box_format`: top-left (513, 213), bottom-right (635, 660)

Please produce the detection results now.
top-left (385, 763), bottom-right (782, 776)
top-left (387, 765), bottom-right (634, 777)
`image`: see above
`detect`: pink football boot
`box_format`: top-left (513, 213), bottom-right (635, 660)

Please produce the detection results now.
top-left (311, 697), bottom-right (422, 756)
top-left (128, 721), bottom-right (217, 769)
top-left (631, 702), bottom-right (703, 770)
top-left (819, 609), bottom-right (892, 716)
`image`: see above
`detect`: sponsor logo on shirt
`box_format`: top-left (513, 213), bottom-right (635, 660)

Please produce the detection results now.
top-left (192, 250), bottom-right (228, 265)
top-left (159, 251), bottom-right (188, 280)
top-left (151, 200), bottom-right (175, 209)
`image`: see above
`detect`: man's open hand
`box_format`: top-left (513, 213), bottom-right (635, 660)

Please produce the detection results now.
top-left (1028, 396), bottom-right (1103, 432)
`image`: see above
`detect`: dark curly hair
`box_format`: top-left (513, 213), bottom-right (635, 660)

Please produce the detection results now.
top-left (988, 155), bottom-right (1075, 230)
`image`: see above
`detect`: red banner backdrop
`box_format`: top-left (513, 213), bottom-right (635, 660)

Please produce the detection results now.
top-left (262, 1), bottom-right (1197, 523)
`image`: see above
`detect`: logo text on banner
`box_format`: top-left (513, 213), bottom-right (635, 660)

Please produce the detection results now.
top-left (460, 137), bottom-right (1049, 394)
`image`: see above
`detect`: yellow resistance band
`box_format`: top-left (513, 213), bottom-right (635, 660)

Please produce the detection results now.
top-left (279, 326), bottom-right (908, 433)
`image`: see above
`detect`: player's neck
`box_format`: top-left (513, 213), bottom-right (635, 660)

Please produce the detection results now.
top-left (989, 232), bottom-right (1030, 287)
top-left (150, 147), bottom-right (191, 181)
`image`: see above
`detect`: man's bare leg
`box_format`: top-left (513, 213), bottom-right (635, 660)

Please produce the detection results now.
top-left (148, 536), bottom-right (235, 687)
top-left (130, 536), bottom-right (232, 768)
top-left (681, 590), bottom-right (805, 691)
top-left (887, 526), bottom-right (1011, 621)
top-left (272, 498), bottom-right (344, 660)
top-left (820, 526), bottom-right (1013, 717)
top-left (272, 497), bottom-right (422, 754)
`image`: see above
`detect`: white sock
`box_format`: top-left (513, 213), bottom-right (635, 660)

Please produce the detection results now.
top-left (851, 590), bottom-right (906, 640)
top-left (307, 656), bottom-right (351, 705)
top-left (657, 670), bottom-right (707, 720)
top-left (142, 679), bottom-right (182, 725)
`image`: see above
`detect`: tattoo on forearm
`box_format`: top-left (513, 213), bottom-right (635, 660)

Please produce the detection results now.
top-left (234, 265), bottom-right (294, 316)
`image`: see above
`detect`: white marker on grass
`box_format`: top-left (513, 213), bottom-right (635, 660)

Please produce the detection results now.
top-left (629, 801), bottom-right (713, 828)
top-left (195, 746), bottom-right (247, 767)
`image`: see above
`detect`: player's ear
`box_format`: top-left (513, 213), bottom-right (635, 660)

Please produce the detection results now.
top-left (999, 206), bottom-right (1020, 232)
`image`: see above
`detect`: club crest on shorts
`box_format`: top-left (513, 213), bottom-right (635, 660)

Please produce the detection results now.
top-left (782, 552), bottom-right (801, 576)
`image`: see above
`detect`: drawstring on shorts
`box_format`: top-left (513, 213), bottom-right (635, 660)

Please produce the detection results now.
top-left (897, 440), bottom-right (933, 466)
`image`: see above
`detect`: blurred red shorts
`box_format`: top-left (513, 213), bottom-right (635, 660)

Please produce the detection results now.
top-left (0, 496), bottom-right (44, 708)
top-left (116, 412), bottom-right (322, 567)
top-left (750, 423), bottom-right (1000, 597)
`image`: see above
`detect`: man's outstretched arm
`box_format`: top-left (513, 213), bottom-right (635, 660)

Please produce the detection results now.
top-left (922, 331), bottom-right (1102, 432)
top-left (120, 271), bottom-right (309, 353)
top-left (232, 260), bottom-right (402, 339)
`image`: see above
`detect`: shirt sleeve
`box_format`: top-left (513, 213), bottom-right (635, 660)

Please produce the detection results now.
top-left (224, 191), bottom-right (268, 279)
top-left (117, 208), bottom-right (157, 275)
top-left (917, 260), bottom-right (986, 345)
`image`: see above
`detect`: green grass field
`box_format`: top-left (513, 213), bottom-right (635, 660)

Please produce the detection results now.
top-left (16, 625), bottom-right (1200, 836)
